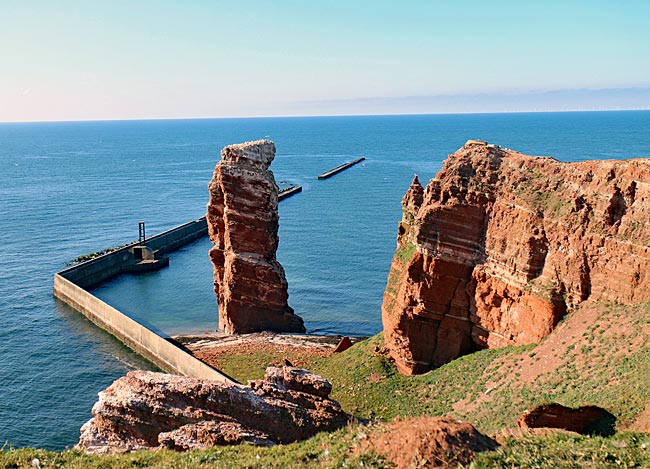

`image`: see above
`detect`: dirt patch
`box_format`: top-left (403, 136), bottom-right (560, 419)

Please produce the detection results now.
top-left (360, 416), bottom-right (498, 468)
top-left (174, 332), bottom-right (364, 371)
top-left (630, 404), bottom-right (650, 432)
top-left (514, 301), bottom-right (648, 386)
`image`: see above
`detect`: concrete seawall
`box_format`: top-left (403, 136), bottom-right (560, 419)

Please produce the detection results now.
top-left (54, 275), bottom-right (232, 382)
top-left (58, 217), bottom-right (208, 290)
top-left (144, 217), bottom-right (208, 256)
top-left (53, 217), bottom-right (235, 383)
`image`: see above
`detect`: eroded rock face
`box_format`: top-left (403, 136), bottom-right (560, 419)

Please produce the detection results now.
top-left (78, 367), bottom-right (351, 454)
top-left (383, 141), bottom-right (650, 374)
top-left (207, 140), bottom-right (305, 334)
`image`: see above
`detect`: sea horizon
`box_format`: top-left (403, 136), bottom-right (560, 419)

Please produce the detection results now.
top-left (2, 107), bottom-right (649, 125)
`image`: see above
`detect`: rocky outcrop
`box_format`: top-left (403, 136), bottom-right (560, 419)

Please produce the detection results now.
top-left (207, 140), bottom-right (305, 334)
top-left (518, 403), bottom-right (615, 436)
top-left (383, 140), bottom-right (650, 374)
top-left (78, 367), bottom-right (351, 454)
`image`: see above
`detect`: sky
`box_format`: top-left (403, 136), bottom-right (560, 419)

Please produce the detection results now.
top-left (1, 0), bottom-right (649, 122)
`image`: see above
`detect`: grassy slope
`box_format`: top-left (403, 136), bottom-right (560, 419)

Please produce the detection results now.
top-left (473, 431), bottom-right (650, 468)
top-left (211, 302), bottom-right (650, 433)
top-left (315, 302), bottom-right (650, 434)
top-left (3, 301), bottom-right (650, 468)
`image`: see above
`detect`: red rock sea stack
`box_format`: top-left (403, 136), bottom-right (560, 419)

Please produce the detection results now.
top-left (207, 140), bottom-right (305, 334)
top-left (382, 140), bottom-right (650, 375)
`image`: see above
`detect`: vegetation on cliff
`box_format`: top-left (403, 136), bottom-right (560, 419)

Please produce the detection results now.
top-left (382, 141), bottom-right (650, 374)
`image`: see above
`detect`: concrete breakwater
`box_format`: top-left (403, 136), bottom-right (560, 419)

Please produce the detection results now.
top-left (59, 217), bottom-right (208, 290)
top-left (53, 274), bottom-right (233, 382)
top-left (318, 157), bottom-right (365, 179)
top-left (54, 217), bottom-right (234, 383)
top-left (54, 182), bottom-right (306, 381)
top-left (278, 184), bottom-right (302, 200)
top-left (53, 181), bottom-right (302, 382)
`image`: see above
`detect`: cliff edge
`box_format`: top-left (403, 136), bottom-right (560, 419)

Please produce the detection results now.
top-left (382, 140), bottom-right (650, 374)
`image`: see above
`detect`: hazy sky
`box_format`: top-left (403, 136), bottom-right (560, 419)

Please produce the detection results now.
top-left (2, 1), bottom-right (649, 122)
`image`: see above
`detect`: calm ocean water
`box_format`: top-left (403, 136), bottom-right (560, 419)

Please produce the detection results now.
top-left (1, 112), bottom-right (649, 450)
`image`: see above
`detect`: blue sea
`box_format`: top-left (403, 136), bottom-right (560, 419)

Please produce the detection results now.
top-left (1, 111), bottom-right (649, 450)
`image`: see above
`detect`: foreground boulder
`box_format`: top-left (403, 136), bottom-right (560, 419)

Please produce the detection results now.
top-left (207, 140), bottom-right (305, 334)
top-left (383, 140), bottom-right (650, 374)
top-left (78, 367), bottom-right (351, 454)
top-left (362, 416), bottom-right (498, 468)
top-left (518, 403), bottom-right (616, 436)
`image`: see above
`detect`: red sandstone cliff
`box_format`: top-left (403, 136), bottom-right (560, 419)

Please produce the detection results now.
top-left (382, 140), bottom-right (650, 375)
top-left (207, 140), bottom-right (305, 334)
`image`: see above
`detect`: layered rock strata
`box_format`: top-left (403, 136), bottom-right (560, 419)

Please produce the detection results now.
top-left (78, 367), bottom-right (351, 454)
top-left (383, 140), bottom-right (650, 374)
top-left (207, 140), bottom-right (305, 334)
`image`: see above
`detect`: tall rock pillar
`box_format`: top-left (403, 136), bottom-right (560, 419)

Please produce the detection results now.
top-left (207, 140), bottom-right (305, 334)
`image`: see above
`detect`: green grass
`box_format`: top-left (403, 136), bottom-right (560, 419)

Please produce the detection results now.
top-left (4, 302), bottom-right (649, 467)
top-left (206, 303), bottom-right (650, 436)
top-left (208, 352), bottom-right (287, 383)
top-left (0, 426), bottom-right (386, 468)
top-left (393, 241), bottom-right (415, 264)
top-left (6, 432), bottom-right (650, 469)
top-left (472, 432), bottom-right (650, 468)
top-left (382, 241), bottom-right (415, 314)
top-left (191, 302), bottom-right (650, 434)
top-left (310, 335), bottom-right (531, 427)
